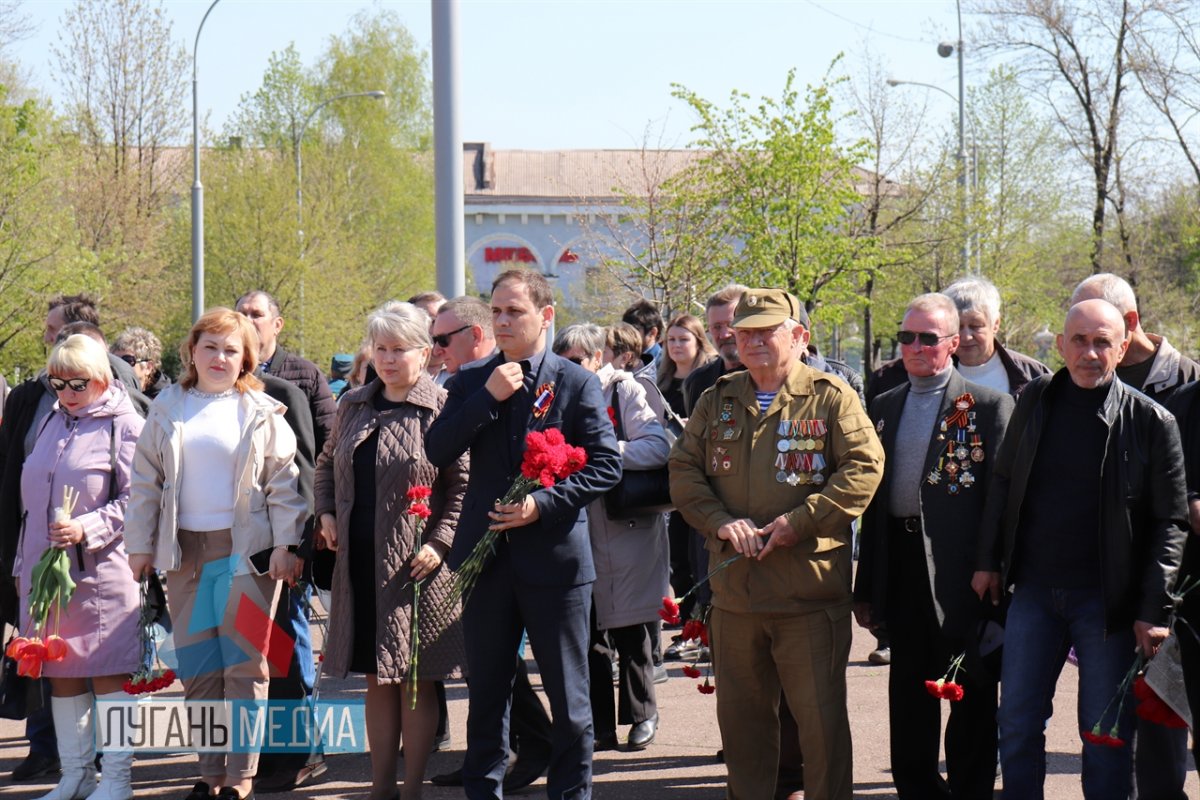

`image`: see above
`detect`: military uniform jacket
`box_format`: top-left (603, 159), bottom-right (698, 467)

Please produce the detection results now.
top-left (669, 360), bottom-right (884, 615)
top-left (854, 371), bottom-right (1014, 640)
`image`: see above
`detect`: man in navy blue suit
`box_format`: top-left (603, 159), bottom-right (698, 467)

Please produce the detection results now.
top-left (426, 269), bottom-right (622, 800)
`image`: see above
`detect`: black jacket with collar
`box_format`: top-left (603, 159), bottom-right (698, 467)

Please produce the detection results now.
top-left (976, 370), bottom-right (1188, 630)
top-left (855, 370), bottom-right (1014, 639)
top-left (263, 346), bottom-right (337, 456)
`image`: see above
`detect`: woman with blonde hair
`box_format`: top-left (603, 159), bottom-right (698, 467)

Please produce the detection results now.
top-left (125, 308), bottom-right (306, 800)
top-left (13, 334), bottom-right (144, 800)
top-left (315, 303), bottom-right (468, 800)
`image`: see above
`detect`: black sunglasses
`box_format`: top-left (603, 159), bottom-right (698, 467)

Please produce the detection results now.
top-left (897, 330), bottom-right (954, 347)
top-left (431, 325), bottom-right (470, 348)
top-left (49, 377), bottom-right (91, 393)
top-left (116, 354), bottom-right (148, 367)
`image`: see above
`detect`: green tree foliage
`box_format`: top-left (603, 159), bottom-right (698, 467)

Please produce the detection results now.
top-left (51, 0), bottom-right (190, 339)
top-left (672, 63), bottom-right (880, 314)
top-left (0, 88), bottom-right (98, 376)
top-left (193, 7), bottom-right (435, 365)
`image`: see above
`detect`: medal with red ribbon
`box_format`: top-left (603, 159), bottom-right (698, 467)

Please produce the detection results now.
top-left (944, 392), bottom-right (975, 428)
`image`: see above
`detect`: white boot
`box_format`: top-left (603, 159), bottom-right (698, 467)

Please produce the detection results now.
top-left (86, 692), bottom-right (133, 800)
top-left (38, 694), bottom-right (98, 800)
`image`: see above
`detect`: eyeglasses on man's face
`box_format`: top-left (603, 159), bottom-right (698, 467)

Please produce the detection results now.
top-left (49, 377), bottom-right (91, 393)
top-left (897, 330), bottom-right (954, 347)
top-left (431, 325), bottom-right (470, 349)
top-left (116, 354), bottom-right (148, 367)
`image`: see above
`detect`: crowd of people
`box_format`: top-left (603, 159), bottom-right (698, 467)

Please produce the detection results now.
top-left (0, 269), bottom-right (1196, 800)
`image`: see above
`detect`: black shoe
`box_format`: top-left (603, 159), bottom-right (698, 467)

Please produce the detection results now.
top-left (215, 788), bottom-right (254, 800)
top-left (11, 752), bottom-right (61, 781)
top-left (502, 757), bottom-right (548, 793)
top-left (594, 732), bottom-right (619, 752)
top-left (429, 767), bottom-right (464, 787)
top-left (433, 730), bottom-right (452, 751)
top-left (183, 782), bottom-right (212, 800)
top-left (627, 714), bottom-right (658, 750)
top-left (254, 757), bottom-right (327, 793)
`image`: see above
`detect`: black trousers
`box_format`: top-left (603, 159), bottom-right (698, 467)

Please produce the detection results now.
top-left (588, 611), bottom-right (656, 735)
top-left (886, 518), bottom-right (997, 800)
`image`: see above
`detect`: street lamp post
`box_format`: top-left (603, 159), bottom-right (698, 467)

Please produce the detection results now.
top-left (888, 74), bottom-right (977, 275)
top-left (191, 0), bottom-right (223, 323)
top-left (937, 0), bottom-right (969, 275)
top-left (292, 90), bottom-right (386, 356)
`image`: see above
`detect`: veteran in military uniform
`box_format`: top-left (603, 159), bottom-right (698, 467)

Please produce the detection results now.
top-left (854, 292), bottom-right (1013, 800)
top-left (669, 289), bottom-right (884, 800)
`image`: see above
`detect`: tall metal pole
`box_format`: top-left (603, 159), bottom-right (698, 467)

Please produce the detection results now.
top-left (888, 76), bottom-right (978, 276)
top-left (292, 91), bottom-right (386, 355)
top-left (955, 0), bottom-right (969, 275)
top-left (432, 0), bottom-right (465, 298)
top-left (191, 0), bottom-right (222, 323)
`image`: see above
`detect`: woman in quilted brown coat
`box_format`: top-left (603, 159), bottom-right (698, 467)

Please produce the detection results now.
top-left (314, 303), bottom-right (468, 800)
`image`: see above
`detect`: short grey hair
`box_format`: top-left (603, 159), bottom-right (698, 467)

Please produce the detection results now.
top-left (1070, 273), bottom-right (1137, 315)
top-left (942, 277), bottom-right (1001, 325)
top-left (552, 323), bottom-right (605, 357)
top-left (367, 302), bottom-right (432, 350)
top-left (112, 327), bottom-right (163, 366)
top-left (439, 296), bottom-right (492, 333)
top-left (906, 293), bottom-right (960, 335)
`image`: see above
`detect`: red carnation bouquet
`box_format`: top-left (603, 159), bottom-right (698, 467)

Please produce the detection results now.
top-left (403, 485), bottom-right (434, 710)
top-left (124, 576), bottom-right (176, 695)
top-left (925, 653), bottom-right (966, 702)
top-left (445, 429), bottom-right (586, 610)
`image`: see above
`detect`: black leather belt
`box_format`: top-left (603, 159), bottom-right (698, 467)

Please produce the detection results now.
top-left (892, 516), bottom-right (922, 533)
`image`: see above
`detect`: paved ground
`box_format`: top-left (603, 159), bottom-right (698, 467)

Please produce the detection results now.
top-left (2, 619), bottom-right (1196, 799)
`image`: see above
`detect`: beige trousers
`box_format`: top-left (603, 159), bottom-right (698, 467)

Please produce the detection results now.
top-left (166, 529), bottom-right (281, 780)
top-left (711, 604), bottom-right (854, 800)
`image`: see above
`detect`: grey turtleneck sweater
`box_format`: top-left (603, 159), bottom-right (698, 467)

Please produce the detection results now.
top-left (887, 366), bottom-right (953, 517)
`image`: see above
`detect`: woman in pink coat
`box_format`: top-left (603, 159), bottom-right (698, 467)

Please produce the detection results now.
top-left (13, 334), bottom-right (144, 800)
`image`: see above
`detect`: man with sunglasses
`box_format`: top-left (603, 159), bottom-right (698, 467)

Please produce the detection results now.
top-left (431, 296), bottom-right (496, 375)
top-left (854, 293), bottom-right (1013, 799)
top-left (670, 288), bottom-right (883, 800)
top-left (866, 277), bottom-right (1049, 405)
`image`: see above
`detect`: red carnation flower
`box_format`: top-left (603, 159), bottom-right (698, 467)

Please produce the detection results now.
top-left (406, 485), bottom-right (433, 501)
top-left (162, 669), bottom-right (176, 684)
top-left (925, 680), bottom-right (944, 699)
top-left (607, 406), bottom-right (617, 427)
top-left (407, 502), bottom-right (432, 520)
top-left (659, 597), bottom-right (681, 626)
top-left (941, 682), bottom-right (964, 702)
top-left (1081, 729), bottom-right (1107, 747)
top-left (682, 665), bottom-right (702, 679)
top-left (697, 679), bottom-right (716, 695)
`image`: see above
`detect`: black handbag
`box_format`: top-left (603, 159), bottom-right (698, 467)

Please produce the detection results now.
top-left (603, 385), bottom-right (674, 519)
top-left (0, 632), bottom-right (48, 721)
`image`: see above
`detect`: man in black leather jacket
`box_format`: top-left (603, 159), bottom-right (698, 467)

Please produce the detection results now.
top-left (972, 299), bottom-right (1188, 800)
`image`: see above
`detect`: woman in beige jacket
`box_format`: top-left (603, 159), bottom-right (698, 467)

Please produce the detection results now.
top-left (126, 309), bottom-right (306, 800)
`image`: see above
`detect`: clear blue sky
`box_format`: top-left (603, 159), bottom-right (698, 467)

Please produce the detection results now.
top-left (10, 0), bottom-right (983, 149)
